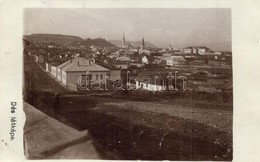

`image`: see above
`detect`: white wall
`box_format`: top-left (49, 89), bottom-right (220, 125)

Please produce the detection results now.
top-left (57, 68), bottom-right (62, 82)
top-left (61, 71), bottom-right (67, 85)
top-left (51, 66), bottom-right (57, 78)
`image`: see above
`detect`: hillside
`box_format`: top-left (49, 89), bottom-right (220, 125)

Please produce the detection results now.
top-left (109, 40), bottom-right (157, 48)
top-left (83, 38), bottom-right (116, 48)
top-left (24, 34), bottom-right (115, 48)
top-left (24, 34), bottom-right (84, 44)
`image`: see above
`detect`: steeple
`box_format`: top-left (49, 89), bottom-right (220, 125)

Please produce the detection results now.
top-left (141, 36), bottom-right (145, 50)
top-left (169, 44), bottom-right (172, 51)
top-left (122, 32), bottom-right (126, 48)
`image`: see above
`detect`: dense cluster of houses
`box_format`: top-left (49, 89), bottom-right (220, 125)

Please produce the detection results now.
top-left (24, 35), bottom-right (232, 93)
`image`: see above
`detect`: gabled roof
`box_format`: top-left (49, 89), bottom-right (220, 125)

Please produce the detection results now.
top-left (56, 60), bottom-right (71, 69)
top-left (65, 63), bottom-right (110, 72)
top-left (57, 57), bottom-right (86, 69)
top-left (60, 57), bottom-right (109, 72)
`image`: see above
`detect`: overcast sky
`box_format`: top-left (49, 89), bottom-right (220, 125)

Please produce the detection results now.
top-left (24, 8), bottom-right (231, 48)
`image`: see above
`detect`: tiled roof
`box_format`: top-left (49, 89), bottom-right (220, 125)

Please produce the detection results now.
top-left (56, 60), bottom-right (71, 69)
top-left (65, 63), bottom-right (110, 72)
top-left (60, 57), bottom-right (109, 72)
top-left (56, 57), bottom-right (86, 68)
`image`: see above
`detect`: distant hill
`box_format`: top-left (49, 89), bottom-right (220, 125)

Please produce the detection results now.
top-left (109, 40), bottom-right (157, 48)
top-left (24, 34), bottom-right (115, 48)
top-left (205, 42), bottom-right (232, 52)
top-left (24, 34), bottom-right (84, 44)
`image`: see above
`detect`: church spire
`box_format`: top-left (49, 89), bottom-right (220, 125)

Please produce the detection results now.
top-left (141, 36), bottom-right (145, 50)
top-left (122, 32), bottom-right (126, 48)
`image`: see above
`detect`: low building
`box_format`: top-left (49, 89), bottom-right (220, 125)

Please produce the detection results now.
top-left (136, 71), bottom-right (167, 91)
top-left (135, 70), bottom-right (185, 91)
top-left (56, 58), bottom-right (85, 82)
top-left (142, 56), bottom-right (149, 65)
top-left (183, 46), bottom-right (213, 55)
top-left (171, 56), bottom-right (186, 65)
top-left (160, 56), bottom-right (174, 66)
top-left (60, 58), bottom-right (110, 88)
top-left (112, 60), bottom-right (129, 69)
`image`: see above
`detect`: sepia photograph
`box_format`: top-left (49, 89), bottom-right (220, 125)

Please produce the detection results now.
top-left (22, 8), bottom-right (233, 160)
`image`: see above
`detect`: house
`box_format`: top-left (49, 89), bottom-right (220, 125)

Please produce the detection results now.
top-left (197, 46), bottom-right (214, 55)
top-left (59, 58), bottom-right (110, 88)
top-left (160, 56), bottom-right (174, 66)
top-left (183, 46), bottom-right (213, 55)
top-left (129, 55), bottom-right (150, 67)
top-left (142, 56), bottom-right (149, 65)
top-left (111, 60), bottom-right (130, 69)
top-left (95, 57), bottom-right (122, 79)
top-left (56, 58), bottom-right (85, 82)
top-left (110, 70), bottom-right (121, 80)
top-left (183, 47), bottom-right (193, 54)
top-left (171, 56), bottom-right (186, 65)
top-left (136, 70), bottom-right (185, 91)
top-left (136, 71), bottom-right (168, 91)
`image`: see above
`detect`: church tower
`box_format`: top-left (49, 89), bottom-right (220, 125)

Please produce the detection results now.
top-left (122, 32), bottom-right (126, 48)
top-left (141, 36), bottom-right (145, 50)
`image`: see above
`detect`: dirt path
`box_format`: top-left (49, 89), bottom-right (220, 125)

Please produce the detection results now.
top-left (24, 60), bottom-right (68, 93)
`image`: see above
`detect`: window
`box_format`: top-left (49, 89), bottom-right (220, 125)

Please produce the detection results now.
top-left (100, 74), bottom-right (103, 79)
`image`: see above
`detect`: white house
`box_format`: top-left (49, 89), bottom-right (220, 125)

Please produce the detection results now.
top-left (197, 48), bottom-right (206, 55)
top-left (136, 70), bottom-right (185, 91)
top-left (59, 58), bottom-right (110, 89)
top-left (142, 56), bottom-right (149, 65)
top-left (136, 71), bottom-right (168, 91)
